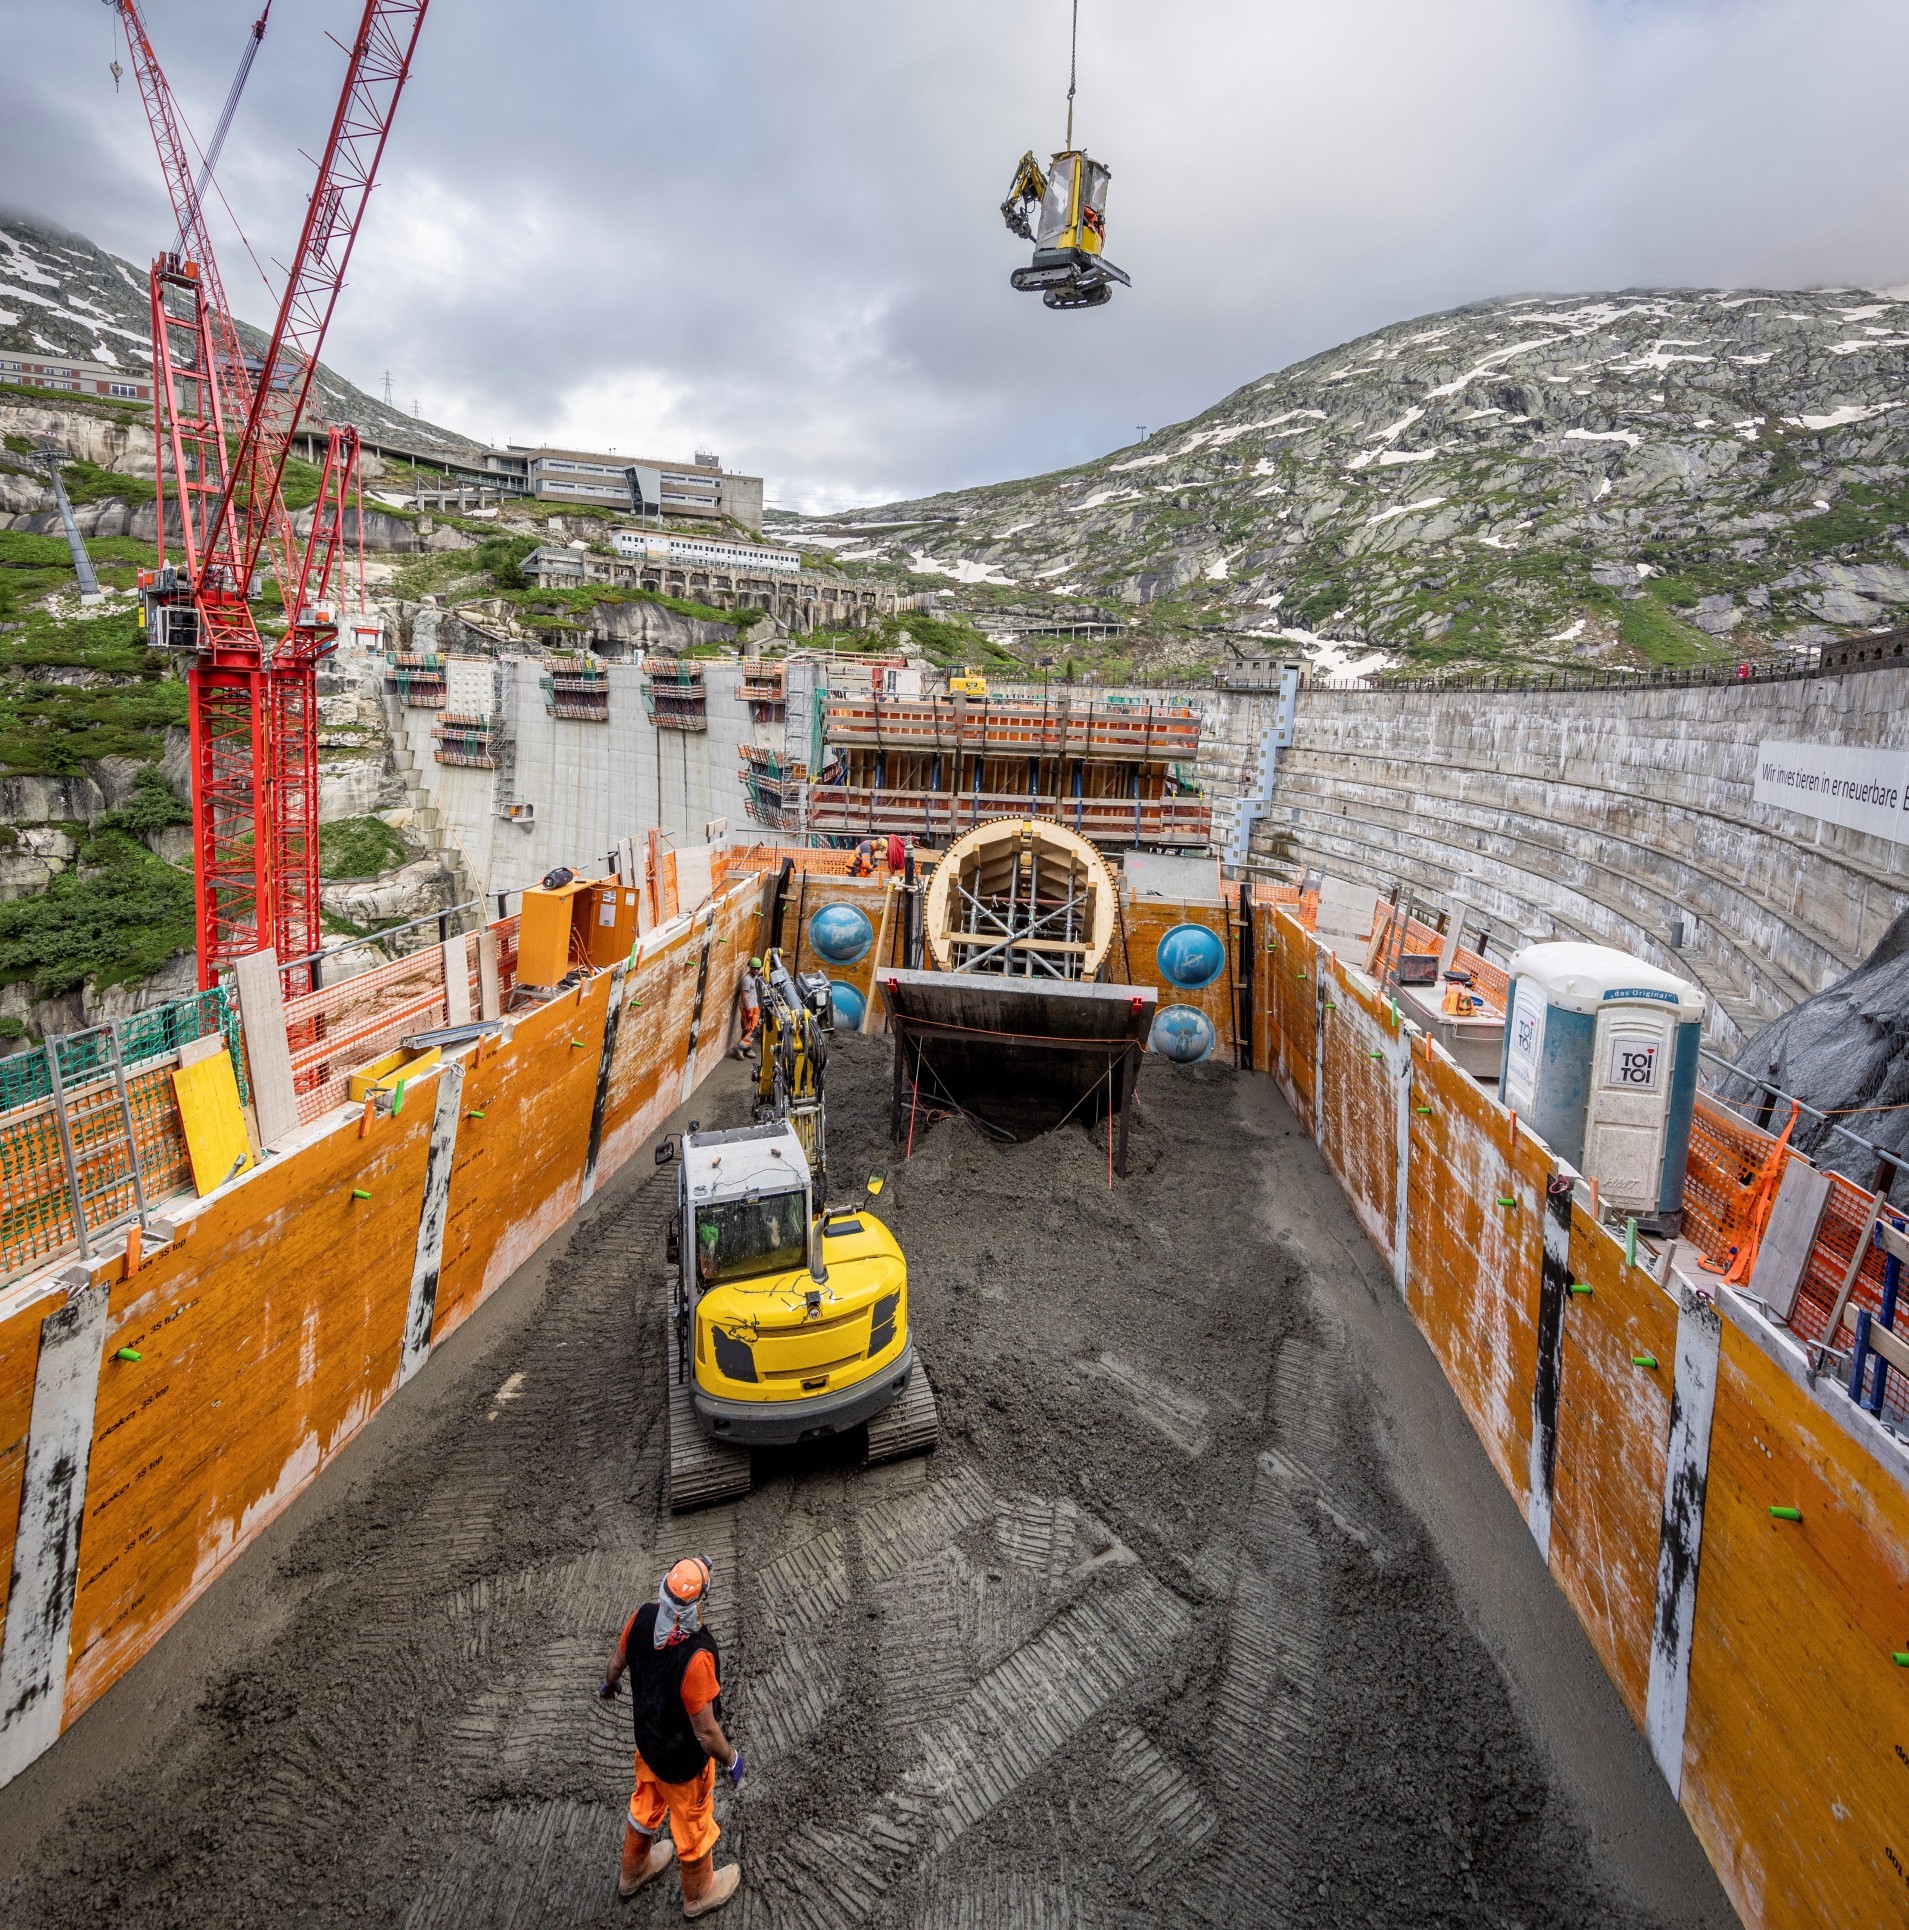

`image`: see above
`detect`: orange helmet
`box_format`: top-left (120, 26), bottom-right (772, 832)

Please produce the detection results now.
top-left (664, 1556), bottom-right (710, 1606)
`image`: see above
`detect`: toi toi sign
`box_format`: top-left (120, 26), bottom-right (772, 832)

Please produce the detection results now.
top-left (1753, 739), bottom-right (1909, 845)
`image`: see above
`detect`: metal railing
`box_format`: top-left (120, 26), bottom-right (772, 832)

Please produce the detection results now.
top-left (0, 988), bottom-right (242, 1286)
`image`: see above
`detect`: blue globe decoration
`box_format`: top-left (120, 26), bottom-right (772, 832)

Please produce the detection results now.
top-left (810, 902), bottom-right (874, 964)
top-left (1150, 1004), bottom-right (1216, 1064)
top-left (827, 980), bottom-right (866, 1029)
top-left (1155, 921), bottom-right (1226, 990)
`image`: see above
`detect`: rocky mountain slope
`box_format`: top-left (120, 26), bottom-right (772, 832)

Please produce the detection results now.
top-left (790, 288), bottom-right (1909, 681)
top-left (0, 214), bottom-right (480, 462)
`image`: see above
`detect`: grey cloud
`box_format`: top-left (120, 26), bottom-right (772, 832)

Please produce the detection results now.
top-left (4, 0), bottom-right (1906, 511)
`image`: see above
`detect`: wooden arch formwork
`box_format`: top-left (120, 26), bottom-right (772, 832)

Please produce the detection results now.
top-left (881, 818), bottom-right (1153, 1173)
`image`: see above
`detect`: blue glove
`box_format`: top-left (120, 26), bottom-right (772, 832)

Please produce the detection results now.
top-left (722, 1748), bottom-right (746, 1789)
top-left (597, 1678), bottom-right (621, 1702)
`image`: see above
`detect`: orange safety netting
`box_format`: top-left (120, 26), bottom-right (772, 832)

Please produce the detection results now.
top-left (282, 916), bottom-right (520, 1125)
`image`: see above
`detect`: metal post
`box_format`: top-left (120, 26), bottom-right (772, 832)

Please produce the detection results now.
top-left (438, 910), bottom-right (450, 945)
top-left (43, 1040), bottom-right (92, 1261)
top-left (105, 1020), bottom-right (150, 1230)
top-left (311, 953), bottom-right (324, 991)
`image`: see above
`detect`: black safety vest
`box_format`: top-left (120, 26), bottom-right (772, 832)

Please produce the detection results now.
top-left (624, 1601), bottom-right (722, 1785)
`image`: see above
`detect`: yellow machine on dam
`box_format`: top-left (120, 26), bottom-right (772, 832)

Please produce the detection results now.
top-left (655, 952), bottom-right (937, 1509)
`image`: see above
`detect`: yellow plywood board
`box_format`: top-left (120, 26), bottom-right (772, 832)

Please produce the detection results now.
top-left (346, 1046), bottom-right (441, 1102)
top-left (171, 1049), bottom-right (253, 1196)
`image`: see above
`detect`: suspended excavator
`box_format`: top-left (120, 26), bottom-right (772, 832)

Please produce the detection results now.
top-left (657, 952), bottom-right (938, 1510)
top-left (1001, 1), bottom-right (1130, 309)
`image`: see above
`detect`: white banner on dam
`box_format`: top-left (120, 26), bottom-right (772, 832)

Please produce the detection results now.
top-left (1753, 739), bottom-right (1909, 844)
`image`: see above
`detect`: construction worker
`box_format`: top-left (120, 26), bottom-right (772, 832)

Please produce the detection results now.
top-left (885, 832), bottom-right (906, 874)
top-left (732, 960), bottom-right (762, 1059)
top-left (598, 1556), bottom-right (745, 1916)
top-left (849, 839), bottom-right (876, 877)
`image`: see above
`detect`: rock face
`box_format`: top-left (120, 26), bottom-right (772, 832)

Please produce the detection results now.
top-left (320, 857), bottom-right (457, 937)
top-left (803, 289), bottom-right (1909, 679)
top-left (0, 214), bottom-right (484, 463)
top-left (1724, 911), bottom-right (1909, 1192)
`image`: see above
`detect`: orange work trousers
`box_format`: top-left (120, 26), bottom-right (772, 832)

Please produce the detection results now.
top-left (629, 1751), bottom-right (719, 1861)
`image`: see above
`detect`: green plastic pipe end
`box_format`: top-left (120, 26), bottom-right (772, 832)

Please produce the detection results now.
top-left (1569, 1283), bottom-right (1594, 1296)
top-left (465, 1109), bottom-right (486, 1120)
top-left (1893, 1651), bottom-right (1909, 1667)
top-left (1768, 1505), bottom-right (1802, 1523)
top-left (1497, 1195), bottom-right (1517, 1210)
top-left (1413, 1104), bottom-right (1433, 1115)
top-left (114, 1346), bottom-right (142, 1363)
top-left (1632, 1353), bottom-right (1658, 1370)
top-left (351, 1187), bottom-right (372, 1201)
top-left (570, 1037), bottom-right (587, 1049)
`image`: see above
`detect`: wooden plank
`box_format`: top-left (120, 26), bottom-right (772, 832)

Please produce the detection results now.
top-left (1679, 1318), bottom-right (1909, 1930)
top-left (0, 1277), bottom-right (112, 1781)
top-left (443, 934), bottom-right (472, 1027)
top-left (171, 1050), bottom-right (252, 1197)
top-left (230, 949), bottom-right (296, 1147)
top-left (1547, 1206), bottom-right (1679, 1730)
top-left (1748, 1158), bottom-right (1831, 1322)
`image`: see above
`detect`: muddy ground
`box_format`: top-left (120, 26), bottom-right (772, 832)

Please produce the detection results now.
top-left (0, 1035), bottom-right (1736, 1929)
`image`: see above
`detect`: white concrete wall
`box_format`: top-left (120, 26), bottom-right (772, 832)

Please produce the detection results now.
top-left (1249, 667), bottom-right (1909, 1048)
top-left (402, 658), bottom-right (774, 895)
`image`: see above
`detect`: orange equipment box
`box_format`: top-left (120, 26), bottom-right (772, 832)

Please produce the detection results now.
top-left (582, 880), bottom-right (641, 967)
top-left (517, 875), bottom-right (641, 984)
top-left (517, 877), bottom-right (594, 985)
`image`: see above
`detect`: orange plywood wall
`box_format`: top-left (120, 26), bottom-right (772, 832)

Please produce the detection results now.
top-left (1247, 896), bottom-right (1909, 1930)
top-left (1122, 899), bottom-right (1239, 1063)
top-left (1678, 1324), bottom-right (1909, 1930)
top-left (0, 874), bottom-right (760, 1785)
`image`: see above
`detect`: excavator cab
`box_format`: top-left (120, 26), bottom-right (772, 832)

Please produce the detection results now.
top-left (1002, 148), bottom-right (1131, 310)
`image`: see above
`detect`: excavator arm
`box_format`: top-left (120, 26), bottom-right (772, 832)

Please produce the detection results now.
top-left (1000, 149), bottom-right (1048, 241)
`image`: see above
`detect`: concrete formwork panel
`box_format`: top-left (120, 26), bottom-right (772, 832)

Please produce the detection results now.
top-left (1403, 1037), bottom-right (1551, 1512)
top-left (64, 1080), bottom-right (438, 1720)
top-left (1547, 1207), bottom-right (1680, 1729)
top-left (1678, 1318), bottom-right (1909, 1930)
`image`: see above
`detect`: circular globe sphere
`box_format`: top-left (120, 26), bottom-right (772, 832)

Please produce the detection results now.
top-left (809, 902), bottom-right (874, 964)
top-left (827, 980), bottom-right (866, 1030)
top-left (1150, 1003), bottom-right (1216, 1064)
top-left (1155, 921), bottom-right (1226, 990)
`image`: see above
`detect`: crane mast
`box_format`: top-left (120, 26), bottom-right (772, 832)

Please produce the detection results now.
top-left (114, 0), bottom-right (429, 987)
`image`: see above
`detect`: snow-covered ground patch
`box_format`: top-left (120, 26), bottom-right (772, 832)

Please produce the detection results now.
top-left (1365, 496), bottom-right (1447, 528)
top-left (1067, 487), bottom-right (1140, 513)
top-left (1564, 428), bottom-right (1641, 448)
top-left (1204, 556), bottom-right (1230, 581)
top-left (907, 550), bottom-right (1016, 586)
top-left (1547, 618), bottom-right (1587, 643)
top-left (1786, 404), bottom-right (1892, 431)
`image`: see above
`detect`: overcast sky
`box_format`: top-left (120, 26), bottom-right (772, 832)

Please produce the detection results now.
top-left (4, 1), bottom-right (1907, 511)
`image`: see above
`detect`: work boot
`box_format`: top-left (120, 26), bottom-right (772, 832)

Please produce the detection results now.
top-left (679, 1851), bottom-right (741, 1918)
top-left (618, 1824), bottom-right (674, 1900)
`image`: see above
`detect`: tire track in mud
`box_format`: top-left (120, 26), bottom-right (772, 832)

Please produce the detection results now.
top-left (1, 1042), bottom-right (1723, 1930)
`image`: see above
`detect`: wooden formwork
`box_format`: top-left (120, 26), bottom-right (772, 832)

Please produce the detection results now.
top-left (1678, 1323), bottom-right (1909, 1929)
top-left (0, 873), bottom-right (765, 1784)
top-left (1548, 1203), bottom-right (1679, 1729)
top-left (1251, 903), bottom-right (1909, 1930)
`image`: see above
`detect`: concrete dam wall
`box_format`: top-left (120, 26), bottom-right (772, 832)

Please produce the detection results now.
top-left (1250, 664), bottom-right (1909, 1049)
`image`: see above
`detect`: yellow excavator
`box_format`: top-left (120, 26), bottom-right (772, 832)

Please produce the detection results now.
top-left (655, 952), bottom-right (937, 1509)
top-left (1001, 3), bottom-right (1130, 310)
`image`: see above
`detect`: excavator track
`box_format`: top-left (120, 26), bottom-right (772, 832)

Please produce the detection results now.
top-left (663, 1299), bottom-right (752, 1512)
top-left (862, 1360), bottom-right (940, 1466)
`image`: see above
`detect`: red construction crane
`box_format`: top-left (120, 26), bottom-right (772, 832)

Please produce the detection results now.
top-left (113, 0), bottom-right (430, 988)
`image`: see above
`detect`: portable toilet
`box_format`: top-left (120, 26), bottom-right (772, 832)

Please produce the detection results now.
top-left (1499, 942), bottom-right (1705, 1227)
